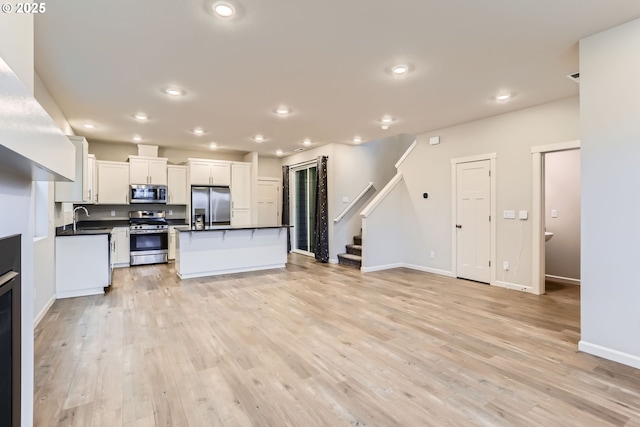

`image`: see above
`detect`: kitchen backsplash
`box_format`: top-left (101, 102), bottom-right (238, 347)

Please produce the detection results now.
top-left (70, 204), bottom-right (186, 222)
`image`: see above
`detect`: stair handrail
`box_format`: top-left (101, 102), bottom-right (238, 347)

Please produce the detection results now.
top-left (360, 173), bottom-right (404, 218)
top-left (334, 182), bottom-right (375, 223)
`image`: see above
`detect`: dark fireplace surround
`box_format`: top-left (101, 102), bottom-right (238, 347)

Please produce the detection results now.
top-left (0, 234), bottom-right (21, 427)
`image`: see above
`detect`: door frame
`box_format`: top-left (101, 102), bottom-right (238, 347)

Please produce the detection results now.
top-left (531, 140), bottom-right (580, 295)
top-left (451, 153), bottom-right (497, 285)
top-left (290, 160), bottom-right (317, 257)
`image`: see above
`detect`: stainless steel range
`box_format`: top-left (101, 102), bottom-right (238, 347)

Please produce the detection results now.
top-left (129, 210), bottom-right (168, 266)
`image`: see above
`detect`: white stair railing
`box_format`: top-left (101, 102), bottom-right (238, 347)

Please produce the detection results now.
top-left (334, 182), bottom-right (375, 223)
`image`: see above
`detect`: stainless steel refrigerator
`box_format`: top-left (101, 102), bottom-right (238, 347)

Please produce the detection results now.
top-left (191, 186), bottom-right (231, 227)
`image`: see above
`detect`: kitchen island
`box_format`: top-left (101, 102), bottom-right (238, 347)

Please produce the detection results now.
top-left (174, 225), bottom-right (289, 279)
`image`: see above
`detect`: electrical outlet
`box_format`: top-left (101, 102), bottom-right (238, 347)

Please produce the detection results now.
top-left (342, 196), bottom-right (350, 203)
top-left (430, 251), bottom-right (435, 259)
top-left (169, 210), bottom-right (173, 215)
top-left (519, 210), bottom-right (528, 220)
top-left (110, 210), bottom-right (116, 217)
top-left (503, 261), bottom-right (509, 270)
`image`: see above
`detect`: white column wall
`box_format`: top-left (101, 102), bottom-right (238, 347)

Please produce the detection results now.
top-left (579, 18), bottom-right (640, 368)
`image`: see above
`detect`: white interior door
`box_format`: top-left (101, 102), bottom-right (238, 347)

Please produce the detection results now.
top-left (456, 160), bottom-right (491, 283)
top-left (257, 180), bottom-right (279, 225)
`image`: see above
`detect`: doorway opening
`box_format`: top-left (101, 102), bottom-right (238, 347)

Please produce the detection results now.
top-left (292, 163), bottom-right (317, 256)
top-left (531, 140), bottom-right (580, 295)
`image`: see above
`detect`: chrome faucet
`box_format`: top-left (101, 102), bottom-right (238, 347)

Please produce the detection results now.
top-left (72, 206), bottom-right (90, 231)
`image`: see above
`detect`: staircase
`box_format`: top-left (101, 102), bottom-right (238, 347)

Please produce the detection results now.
top-left (337, 234), bottom-right (362, 268)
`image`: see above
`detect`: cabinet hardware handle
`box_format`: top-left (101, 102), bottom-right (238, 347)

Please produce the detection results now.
top-left (456, 224), bottom-right (462, 229)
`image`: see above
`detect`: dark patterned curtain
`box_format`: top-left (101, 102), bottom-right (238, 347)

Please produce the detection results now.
top-left (282, 165), bottom-right (291, 252)
top-left (314, 156), bottom-right (329, 262)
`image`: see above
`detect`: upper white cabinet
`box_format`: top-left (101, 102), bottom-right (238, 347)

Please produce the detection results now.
top-left (87, 154), bottom-right (97, 204)
top-left (167, 165), bottom-right (188, 205)
top-left (129, 156), bottom-right (168, 185)
top-left (96, 161), bottom-right (130, 204)
top-left (231, 163), bottom-right (251, 210)
top-left (187, 159), bottom-right (230, 186)
top-left (55, 136), bottom-right (89, 203)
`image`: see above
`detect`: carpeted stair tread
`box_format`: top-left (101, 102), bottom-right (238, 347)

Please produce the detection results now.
top-left (337, 253), bottom-right (362, 268)
top-left (353, 235), bottom-right (362, 245)
top-left (346, 244), bottom-right (362, 256)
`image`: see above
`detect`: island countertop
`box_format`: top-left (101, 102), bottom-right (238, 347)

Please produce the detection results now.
top-left (174, 224), bottom-right (291, 232)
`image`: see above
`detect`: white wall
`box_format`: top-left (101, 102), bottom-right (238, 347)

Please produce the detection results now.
top-left (545, 149), bottom-right (580, 281)
top-left (579, 18), bottom-right (640, 368)
top-left (258, 156), bottom-right (282, 178)
top-left (282, 136), bottom-right (413, 262)
top-left (33, 73), bottom-right (75, 324)
top-left (364, 97), bottom-right (579, 290)
top-left (0, 13), bottom-right (36, 426)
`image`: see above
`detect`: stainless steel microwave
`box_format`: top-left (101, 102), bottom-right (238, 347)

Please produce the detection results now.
top-left (130, 184), bottom-right (167, 204)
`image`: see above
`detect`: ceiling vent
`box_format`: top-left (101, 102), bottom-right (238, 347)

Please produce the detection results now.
top-left (567, 72), bottom-right (580, 83)
top-left (294, 148), bottom-right (305, 152)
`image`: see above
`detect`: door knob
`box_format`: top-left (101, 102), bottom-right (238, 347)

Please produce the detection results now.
top-left (456, 224), bottom-right (462, 229)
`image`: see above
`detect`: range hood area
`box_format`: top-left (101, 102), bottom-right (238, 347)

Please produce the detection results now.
top-left (0, 56), bottom-right (75, 182)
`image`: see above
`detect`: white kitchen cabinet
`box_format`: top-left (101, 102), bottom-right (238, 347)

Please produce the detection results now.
top-left (96, 161), bottom-right (130, 204)
top-left (87, 154), bottom-right (97, 204)
top-left (167, 165), bottom-right (188, 205)
top-left (231, 163), bottom-right (251, 210)
top-left (129, 156), bottom-right (168, 185)
top-left (231, 209), bottom-right (252, 226)
top-left (55, 136), bottom-right (89, 203)
top-left (168, 226), bottom-right (177, 260)
top-left (231, 162), bottom-right (252, 225)
top-left (188, 159), bottom-right (231, 186)
top-left (111, 227), bottom-right (130, 268)
top-left (55, 234), bottom-right (109, 298)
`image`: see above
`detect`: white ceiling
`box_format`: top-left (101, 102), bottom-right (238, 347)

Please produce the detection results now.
top-left (34, 1), bottom-right (640, 157)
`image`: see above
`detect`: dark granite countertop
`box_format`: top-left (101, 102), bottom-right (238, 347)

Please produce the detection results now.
top-left (56, 226), bottom-right (113, 237)
top-left (175, 224), bottom-right (290, 233)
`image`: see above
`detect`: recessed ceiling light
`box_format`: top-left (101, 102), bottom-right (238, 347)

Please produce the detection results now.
top-left (276, 149), bottom-right (283, 156)
top-left (303, 138), bottom-right (312, 146)
top-left (134, 112), bottom-right (149, 121)
top-left (496, 93), bottom-right (512, 101)
top-left (381, 124), bottom-right (389, 130)
top-left (164, 87), bottom-right (184, 96)
top-left (392, 64), bottom-right (409, 75)
top-left (275, 106), bottom-right (290, 116)
top-left (353, 136), bottom-right (362, 143)
top-left (132, 135), bottom-right (143, 142)
top-left (381, 115), bottom-right (393, 124)
top-left (209, 142), bottom-right (218, 149)
top-left (254, 134), bottom-right (265, 143)
top-left (192, 128), bottom-right (205, 136)
top-left (83, 123), bottom-right (95, 129)
top-left (212, 2), bottom-right (235, 18)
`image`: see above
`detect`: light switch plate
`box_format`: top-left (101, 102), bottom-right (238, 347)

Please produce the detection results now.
top-left (429, 136), bottom-right (440, 145)
top-left (519, 210), bottom-right (528, 220)
top-left (503, 210), bottom-right (516, 219)
top-left (342, 197), bottom-right (350, 203)
top-left (551, 209), bottom-right (558, 218)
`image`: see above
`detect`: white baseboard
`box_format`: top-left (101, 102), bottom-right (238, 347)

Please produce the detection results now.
top-left (361, 263), bottom-right (454, 277)
top-left (361, 263), bottom-right (404, 273)
top-left (34, 294), bottom-right (56, 328)
top-left (403, 264), bottom-right (455, 278)
top-left (579, 340), bottom-right (640, 370)
top-left (329, 258), bottom-right (339, 264)
top-left (545, 274), bottom-right (581, 286)
top-left (493, 280), bottom-right (535, 294)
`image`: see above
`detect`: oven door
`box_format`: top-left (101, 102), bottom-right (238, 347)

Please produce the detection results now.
top-left (129, 231), bottom-right (168, 265)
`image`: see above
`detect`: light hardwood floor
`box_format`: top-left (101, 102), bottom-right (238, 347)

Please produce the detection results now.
top-left (34, 254), bottom-right (640, 426)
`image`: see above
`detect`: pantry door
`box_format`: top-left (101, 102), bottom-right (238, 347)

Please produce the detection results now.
top-left (456, 160), bottom-right (491, 283)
